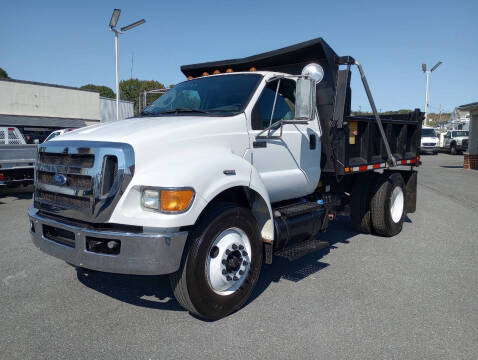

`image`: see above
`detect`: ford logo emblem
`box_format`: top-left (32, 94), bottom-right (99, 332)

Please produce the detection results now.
top-left (53, 173), bottom-right (67, 186)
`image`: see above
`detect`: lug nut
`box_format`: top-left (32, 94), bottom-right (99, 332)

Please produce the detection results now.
top-left (222, 259), bottom-right (227, 265)
top-left (226, 276), bottom-right (232, 281)
top-left (243, 261), bottom-right (248, 266)
top-left (239, 270), bottom-right (244, 275)
top-left (232, 244), bottom-right (238, 250)
top-left (222, 269), bottom-right (227, 275)
top-left (239, 245), bottom-right (244, 250)
top-left (225, 249), bottom-right (231, 255)
top-left (242, 251), bottom-right (248, 256)
top-left (233, 276), bottom-right (238, 281)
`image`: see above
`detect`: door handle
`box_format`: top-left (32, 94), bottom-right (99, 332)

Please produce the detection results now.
top-left (253, 141), bottom-right (267, 148)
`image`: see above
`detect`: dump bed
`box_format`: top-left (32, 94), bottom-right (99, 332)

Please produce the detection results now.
top-left (181, 37), bottom-right (422, 175)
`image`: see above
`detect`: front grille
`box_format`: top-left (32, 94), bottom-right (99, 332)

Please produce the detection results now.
top-left (37, 190), bottom-right (91, 209)
top-left (38, 171), bottom-right (93, 190)
top-left (39, 153), bottom-right (94, 168)
top-left (34, 141), bottom-right (134, 223)
top-left (423, 143), bottom-right (436, 147)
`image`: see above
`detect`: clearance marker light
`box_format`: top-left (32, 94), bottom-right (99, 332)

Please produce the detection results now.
top-left (249, 67), bottom-right (257, 71)
top-left (226, 68), bottom-right (233, 73)
top-left (213, 70), bottom-right (221, 74)
top-left (187, 76), bottom-right (193, 80)
top-left (202, 72), bottom-right (209, 76)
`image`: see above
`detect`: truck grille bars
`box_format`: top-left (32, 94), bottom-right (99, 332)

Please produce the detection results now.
top-left (34, 141), bottom-right (134, 223)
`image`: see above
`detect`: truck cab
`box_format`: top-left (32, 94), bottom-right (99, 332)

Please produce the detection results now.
top-left (29, 38), bottom-right (421, 320)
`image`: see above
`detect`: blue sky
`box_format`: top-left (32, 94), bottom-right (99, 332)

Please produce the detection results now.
top-left (1, 0), bottom-right (477, 113)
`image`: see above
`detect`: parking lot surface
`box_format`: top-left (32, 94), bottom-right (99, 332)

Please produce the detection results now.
top-left (1, 154), bottom-right (477, 360)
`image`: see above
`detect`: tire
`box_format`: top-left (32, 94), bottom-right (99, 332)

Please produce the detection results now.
top-left (370, 173), bottom-right (406, 237)
top-left (350, 176), bottom-right (373, 233)
top-left (169, 202), bottom-right (263, 320)
top-left (450, 144), bottom-right (457, 155)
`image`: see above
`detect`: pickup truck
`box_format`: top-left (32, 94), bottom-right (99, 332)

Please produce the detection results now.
top-left (28, 38), bottom-right (421, 320)
top-left (440, 130), bottom-right (469, 155)
top-left (0, 127), bottom-right (36, 187)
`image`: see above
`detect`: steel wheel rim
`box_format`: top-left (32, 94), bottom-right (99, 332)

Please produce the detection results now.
top-left (390, 186), bottom-right (404, 223)
top-left (205, 227), bottom-right (252, 296)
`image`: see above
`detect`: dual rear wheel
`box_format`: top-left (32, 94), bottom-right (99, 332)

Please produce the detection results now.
top-left (351, 172), bottom-right (406, 237)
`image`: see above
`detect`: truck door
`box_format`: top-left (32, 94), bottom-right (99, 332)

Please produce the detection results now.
top-left (247, 78), bottom-right (321, 203)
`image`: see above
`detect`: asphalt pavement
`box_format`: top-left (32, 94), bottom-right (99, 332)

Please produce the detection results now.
top-left (1, 153), bottom-right (477, 360)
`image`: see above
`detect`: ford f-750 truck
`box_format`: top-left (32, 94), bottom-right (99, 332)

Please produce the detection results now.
top-left (29, 38), bottom-right (421, 320)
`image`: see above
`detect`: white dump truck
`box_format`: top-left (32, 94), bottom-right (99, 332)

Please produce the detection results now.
top-left (29, 38), bottom-right (422, 319)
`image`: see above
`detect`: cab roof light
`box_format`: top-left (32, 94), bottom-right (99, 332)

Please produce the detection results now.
top-left (213, 70), bottom-right (220, 74)
top-left (226, 68), bottom-right (233, 73)
top-left (249, 67), bottom-right (256, 71)
top-left (187, 76), bottom-right (194, 80)
top-left (202, 72), bottom-right (209, 76)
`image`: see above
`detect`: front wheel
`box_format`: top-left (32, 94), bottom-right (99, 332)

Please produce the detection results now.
top-left (450, 144), bottom-right (457, 155)
top-left (169, 202), bottom-right (263, 320)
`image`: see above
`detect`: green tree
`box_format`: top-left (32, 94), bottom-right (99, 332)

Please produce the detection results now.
top-left (0, 67), bottom-right (8, 79)
top-left (119, 78), bottom-right (165, 114)
top-left (80, 84), bottom-right (115, 98)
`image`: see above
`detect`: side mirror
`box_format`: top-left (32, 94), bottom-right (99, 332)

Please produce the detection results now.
top-left (295, 77), bottom-right (316, 120)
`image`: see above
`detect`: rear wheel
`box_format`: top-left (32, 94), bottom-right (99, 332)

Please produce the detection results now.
top-left (169, 202), bottom-right (263, 320)
top-left (370, 173), bottom-right (406, 237)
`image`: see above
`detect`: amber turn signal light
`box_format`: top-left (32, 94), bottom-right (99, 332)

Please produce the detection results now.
top-left (160, 189), bottom-right (194, 213)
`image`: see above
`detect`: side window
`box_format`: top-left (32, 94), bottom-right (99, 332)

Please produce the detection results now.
top-left (252, 79), bottom-right (296, 130)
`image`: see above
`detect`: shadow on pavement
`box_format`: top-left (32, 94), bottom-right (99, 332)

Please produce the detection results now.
top-left (77, 216), bottom-right (359, 318)
top-left (0, 187), bottom-right (33, 204)
top-left (76, 269), bottom-right (183, 312)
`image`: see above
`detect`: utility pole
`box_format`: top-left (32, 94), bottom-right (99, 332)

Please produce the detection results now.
top-left (422, 62), bottom-right (442, 126)
top-left (109, 9), bottom-right (145, 121)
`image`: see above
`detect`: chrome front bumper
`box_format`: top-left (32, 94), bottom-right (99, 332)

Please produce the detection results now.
top-left (28, 206), bottom-right (188, 275)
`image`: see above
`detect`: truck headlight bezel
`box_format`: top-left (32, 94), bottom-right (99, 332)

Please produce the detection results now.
top-left (141, 187), bottom-right (195, 214)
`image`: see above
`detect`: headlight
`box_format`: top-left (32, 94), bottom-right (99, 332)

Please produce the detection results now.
top-left (141, 189), bottom-right (160, 210)
top-left (141, 188), bottom-right (195, 213)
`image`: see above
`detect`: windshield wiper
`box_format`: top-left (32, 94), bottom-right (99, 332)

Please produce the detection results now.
top-left (157, 108), bottom-right (212, 115)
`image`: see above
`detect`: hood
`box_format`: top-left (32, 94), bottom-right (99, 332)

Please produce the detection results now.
top-left (421, 137), bottom-right (439, 142)
top-left (53, 115), bottom-right (241, 147)
top-left (50, 114), bottom-right (250, 173)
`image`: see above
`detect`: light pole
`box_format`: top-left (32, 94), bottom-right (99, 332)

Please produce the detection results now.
top-left (421, 61), bottom-right (442, 125)
top-left (109, 9), bottom-right (145, 120)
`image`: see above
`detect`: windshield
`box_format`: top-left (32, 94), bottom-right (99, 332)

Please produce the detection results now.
top-left (142, 74), bottom-right (262, 116)
top-left (44, 132), bottom-right (60, 142)
top-left (452, 130), bottom-right (468, 137)
top-left (421, 128), bottom-right (437, 137)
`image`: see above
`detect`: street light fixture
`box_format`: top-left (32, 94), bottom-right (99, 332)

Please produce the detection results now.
top-left (109, 9), bottom-right (146, 120)
top-left (422, 61), bottom-right (442, 125)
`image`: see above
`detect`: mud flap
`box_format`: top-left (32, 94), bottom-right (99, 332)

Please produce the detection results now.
top-left (405, 170), bottom-right (417, 213)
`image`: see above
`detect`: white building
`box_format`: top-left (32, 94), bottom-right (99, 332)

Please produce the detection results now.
top-left (0, 78), bottom-right (133, 142)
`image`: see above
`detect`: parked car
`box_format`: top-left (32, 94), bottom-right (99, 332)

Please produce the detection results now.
top-left (28, 38), bottom-right (422, 320)
top-left (420, 126), bottom-right (439, 155)
top-left (0, 127), bottom-right (36, 187)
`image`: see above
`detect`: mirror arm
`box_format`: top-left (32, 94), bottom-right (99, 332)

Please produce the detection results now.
top-left (267, 79), bottom-right (281, 137)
